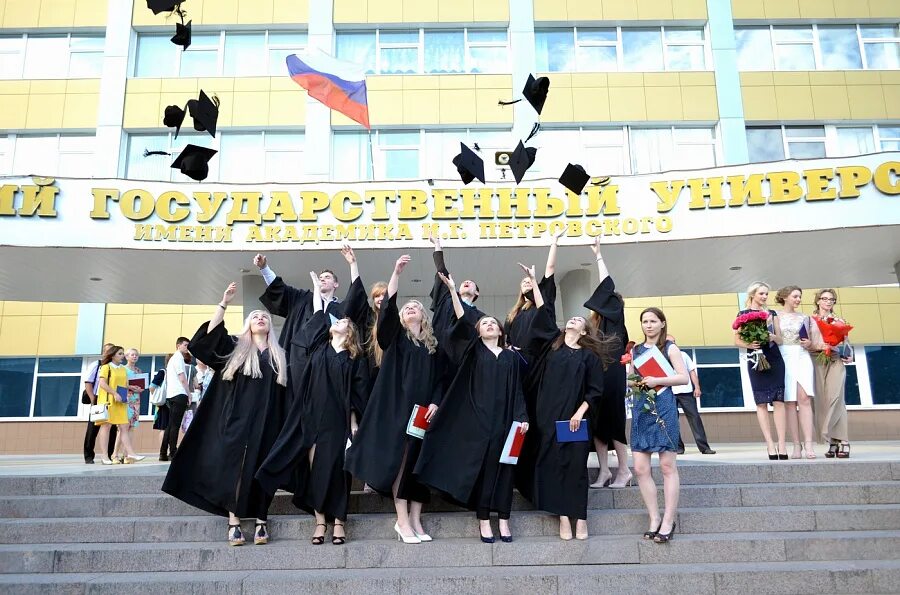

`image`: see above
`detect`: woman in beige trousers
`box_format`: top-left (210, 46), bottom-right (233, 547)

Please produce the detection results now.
top-left (810, 289), bottom-right (851, 459)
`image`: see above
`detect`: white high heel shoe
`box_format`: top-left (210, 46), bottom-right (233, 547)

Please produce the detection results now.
top-left (394, 523), bottom-right (421, 544)
top-left (414, 530), bottom-right (432, 542)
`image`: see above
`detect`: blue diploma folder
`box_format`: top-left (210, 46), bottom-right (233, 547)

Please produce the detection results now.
top-left (116, 386), bottom-right (129, 401)
top-left (555, 420), bottom-right (589, 443)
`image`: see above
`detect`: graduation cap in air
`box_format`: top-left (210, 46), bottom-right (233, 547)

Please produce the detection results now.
top-left (147, 0), bottom-right (183, 15)
top-left (452, 143), bottom-right (485, 185)
top-left (559, 163), bottom-right (591, 195)
top-left (508, 141), bottom-right (538, 185)
top-left (163, 90), bottom-right (219, 139)
top-left (162, 104), bottom-right (187, 138)
top-left (171, 144), bottom-right (217, 182)
top-left (499, 74), bottom-right (550, 116)
top-left (171, 20), bottom-right (192, 50)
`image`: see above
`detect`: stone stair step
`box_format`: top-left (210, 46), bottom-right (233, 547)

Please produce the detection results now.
top-left (1, 559), bottom-right (899, 594)
top-left (1, 504), bottom-right (898, 544)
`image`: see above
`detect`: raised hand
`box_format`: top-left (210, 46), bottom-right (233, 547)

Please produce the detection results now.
top-left (437, 271), bottom-right (455, 290)
top-left (551, 227), bottom-right (566, 243)
top-left (309, 271), bottom-right (321, 291)
top-left (590, 237), bottom-right (602, 258)
top-left (425, 230), bottom-right (441, 250)
top-left (340, 244), bottom-right (356, 264)
top-left (394, 254), bottom-right (411, 275)
top-left (253, 254), bottom-right (267, 269)
top-left (517, 262), bottom-right (536, 280)
top-left (222, 282), bottom-right (237, 304)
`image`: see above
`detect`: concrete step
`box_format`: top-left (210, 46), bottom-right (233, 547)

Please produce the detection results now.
top-left (1, 480), bottom-right (897, 519)
top-left (1, 504), bottom-right (898, 545)
top-left (1, 531), bottom-right (899, 574)
top-left (1, 559), bottom-right (899, 594)
top-left (1, 460), bottom-right (896, 496)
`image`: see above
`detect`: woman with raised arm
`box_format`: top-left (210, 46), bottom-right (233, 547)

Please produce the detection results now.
top-left (583, 239), bottom-right (632, 489)
top-left (344, 255), bottom-right (441, 544)
top-left (504, 230), bottom-right (561, 350)
top-left (339, 245), bottom-right (388, 391)
top-left (415, 270), bottom-right (529, 544)
top-left (162, 282), bottom-right (289, 547)
top-left (256, 271), bottom-right (369, 546)
top-left (628, 307), bottom-right (689, 544)
top-left (514, 264), bottom-right (611, 541)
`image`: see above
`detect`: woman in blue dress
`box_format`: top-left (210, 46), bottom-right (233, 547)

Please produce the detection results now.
top-left (627, 307), bottom-right (688, 544)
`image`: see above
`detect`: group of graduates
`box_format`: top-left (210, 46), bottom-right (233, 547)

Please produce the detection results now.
top-left (162, 234), bottom-right (651, 546)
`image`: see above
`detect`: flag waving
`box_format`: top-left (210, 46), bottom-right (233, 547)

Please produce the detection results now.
top-left (286, 52), bottom-right (370, 129)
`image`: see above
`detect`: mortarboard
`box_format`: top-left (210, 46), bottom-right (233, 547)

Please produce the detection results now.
top-left (522, 74), bottom-right (550, 115)
top-left (508, 141), bottom-right (537, 185)
top-left (171, 144), bottom-right (217, 182)
top-left (559, 163), bottom-right (591, 195)
top-left (171, 20), bottom-right (191, 50)
top-left (452, 143), bottom-right (485, 185)
top-left (186, 90), bottom-right (219, 137)
top-left (147, 0), bottom-right (183, 15)
top-left (162, 104), bottom-right (187, 138)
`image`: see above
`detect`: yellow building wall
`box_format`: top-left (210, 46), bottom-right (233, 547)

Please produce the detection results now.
top-left (732, 0), bottom-right (900, 20)
top-left (104, 305), bottom-right (244, 354)
top-left (0, 302), bottom-right (78, 356)
top-left (0, 80), bottom-right (100, 130)
top-left (534, 0), bottom-right (707, 21)
top-left (1, 0), bottom-right (107, 28)
top-left (123, 77), bottom-right (307, 129)
top-left (334, 0), bottom-right (509, 24)
top-left (131, 0), bottom-right (308, 27)
top-left (741, 71), bottom-right (900, 121)
top-left (331, 75), bottom-right (513, 127)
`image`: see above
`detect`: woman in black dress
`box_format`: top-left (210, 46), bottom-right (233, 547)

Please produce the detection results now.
top-left (584, 239), bottom-right (632, 489)
top-left (256, 272), bottom-right (369, 545)
top-left (515, 265), bottom-right (610, 540)
top-left (415, 271), bottom-right (529, 543)
top-left (162, 282), bottom-right (288, 546)
top-left (503, 230), bottom-right (561, 350)
top-left (344, 255), bottom-right (441, 544)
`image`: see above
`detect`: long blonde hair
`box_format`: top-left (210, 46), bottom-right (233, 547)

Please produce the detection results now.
top-left (744, 282), bottom-right (771, 309)
top-left (222, 310), bottom-right (287, 386)
top-left (367, 282), bottom-right (388, 367)
top-left (401, 300), bottom-right (438, 354)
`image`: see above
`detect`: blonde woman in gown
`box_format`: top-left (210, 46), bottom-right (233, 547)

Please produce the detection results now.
top-left (775, 286), bottom-right (816, 459)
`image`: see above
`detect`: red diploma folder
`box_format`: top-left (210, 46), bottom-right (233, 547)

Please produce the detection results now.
top-left (633, 345), bottom-right (677, 395)
top-left (499, 421), bottom-right (526, 465)
top-left (405, 404), bottom-right (430, 439)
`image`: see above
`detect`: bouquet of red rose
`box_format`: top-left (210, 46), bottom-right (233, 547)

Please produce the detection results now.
top-left (732, 310), bottom-right (772, 371)
top-left (812, 315), bottom-right (853, 365)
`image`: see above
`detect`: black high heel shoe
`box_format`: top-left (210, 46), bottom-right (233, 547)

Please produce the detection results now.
top-left (332, 521), bottom-right (346, 545)
top-left (825, 442), bottom-right (839, 458)
top-left (778, 451), bottom-right (788, 461)
top-left (311, 523), bottom-right (327, 545)
top-left (643, 521), bottom-right (662, 540)
top-left (653, 523), bottom-right (677, 544)
top-left (767, 447), bottom-right (778, 461)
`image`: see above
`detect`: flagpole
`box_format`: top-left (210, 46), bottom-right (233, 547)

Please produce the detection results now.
top-left (366, 128), bottom-right (375, 180)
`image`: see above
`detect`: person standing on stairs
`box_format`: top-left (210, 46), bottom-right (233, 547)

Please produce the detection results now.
top-left (162, 282), bottom-right (289, 547)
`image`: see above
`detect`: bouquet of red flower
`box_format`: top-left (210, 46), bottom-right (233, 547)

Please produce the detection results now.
top-left (732, 310), bottom-right (772, 371)
top-left (812, 315), bottom-right (853, 365)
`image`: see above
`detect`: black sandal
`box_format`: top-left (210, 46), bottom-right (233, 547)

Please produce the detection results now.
top-left (653, 523), bottom-right (677, 544)
top-left (228, 523), bottom-right (245, 546)
top-left (643, 521), bottom-right (662, 540)
top-left (311, 523), bottom-right (327, 545)
top-left (825, 442), bottom-right (839, 458)
top-left (332, 522), bottom-right (346, 545)
top-left (836, 443), bottom-right (850, 459)
top-left (254, 521), bottom-right (269, 545)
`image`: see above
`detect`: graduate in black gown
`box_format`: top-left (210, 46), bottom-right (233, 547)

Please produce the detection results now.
top-left (340, 247), bottom-right (387, 392)
top-left (427, 233), bottom-right (484, 343)
top-left (344, 255), bottom-right (441, 544)
top-left (514, 265), bottom-right (611, 541)
top-left (162, 282), bottom-right (288, 547)
top-left (415, 270), bottom-right (529, 544)
top-left (584, 239), bottom-right (634, 489)
top-left (503, 230), bottom-right (561, 350)
top-left (256, 272), bottom-right (369, 546)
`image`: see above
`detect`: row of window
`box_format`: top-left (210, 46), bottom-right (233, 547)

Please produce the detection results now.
top-left (747, 124), bottom-right (900, 163)
top-left (1, 346), bottom-right (896, 418)
top-left (0, 34), bottom-right (104, 79)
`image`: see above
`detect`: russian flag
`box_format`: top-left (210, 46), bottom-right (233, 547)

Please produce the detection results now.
top-left (286, 52), bottom-right (370, 129)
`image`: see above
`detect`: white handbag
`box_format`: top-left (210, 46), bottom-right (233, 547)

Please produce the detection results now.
top-left (150, 378), bottom-right (167, 406)
top-left (89, 403), bottom-right (109, 423)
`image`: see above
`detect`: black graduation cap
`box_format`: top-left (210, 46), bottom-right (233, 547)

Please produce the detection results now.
top-left (508, 141), bottom-right (537, 185)
top-left (162, 104), bottom-right (187, 138)
top-left (187, 90), bottom-right (218, 137)
top-left (171, 144), bottom-right (217, 182)
top-left (452, 143), bottom-right (485, 185)
top-left (522, 74), bottom-right (550, 115)
top-left (559, 163), bottom-right (591, 195)
top-left (147, 0), bottom-right (183, 14)
top-left (171, 20), bottom-right (191, 50)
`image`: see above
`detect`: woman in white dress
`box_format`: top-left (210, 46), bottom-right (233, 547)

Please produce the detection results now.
top-left (775, 286), bottom-right (816, 459)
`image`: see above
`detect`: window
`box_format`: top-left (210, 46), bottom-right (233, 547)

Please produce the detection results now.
top-left (629, 127), bottom-right (717, 174)
top-left (0, 34), bottom-right (104, 79)
top-left (690, 348), bottom-right (745, 408)
top-left (0, 36), bottom-right (25, 78)
top-left (33, 358), bottom-right (82, 417)
top-left (535, 26), bottom-right (708, 73)
top-left (0, 358), bottom-right (35, 417)
top-left (9, 135), bottom-right (95, 178)
top-left (125, 132), bottom-right (216, 182)
top-left (865, 345), bottom-right (900, 405)
top-left (747, 124), bottom-right (897, 163)
top-left (736, 23), bottom-right (900, 71)
top-left (133, 31), bottom-right (307, 77)
top-left (335, 28), bottom-right (509, 75)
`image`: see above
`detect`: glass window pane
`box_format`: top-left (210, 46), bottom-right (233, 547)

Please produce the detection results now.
top-left (866, 346), bottom-right (900, 405)
top-left (332, 131), bottom-right (370, 181)
top-left (265, 151), bottom-right (303, 180)
top-left (747, 127), bottom-right (785, 163)
top-left (667, 45), bottom-right (705, 70)
top-left (425, 30), bottom-right (464, 74)
top-left (24, 36), bottom-right (69, 78)
top-left (773, 26), bottom-right (814, 41)
top-left (265, 131), bottom-right (304, 150)
top-left (58, 151), bottom-right (95, 177)
top-left (135, 35), bottom-right (177, 77)
top-left (879, 126), bottom-right (900, 139)
top-left (576, 45), bottom-right (617, 71)
top-left (336, 32), bottom-right (376, 74)
top-left (68, 51), bottom-right (103, 77)
top-left (860, 26), bottom-right (899, 39)
top-left (622, 29), bottom-right (664, 71)
top-left (380, 131), bottom-right (419, 146)
top-left (0, 37), bottom-right (23, 78)
top-left (673, 143), bottom-right (716, 169)
top-left (224, 33), bottom-right (266, 77)
top-left (784, 125), bottom-right (825, 138)
top-left (381, 46), bottom-right (418, 74)
top-left (577, 28), bottom-right (617, 43)
top-left (384, 149), bottom-right (418, 178)
top-left (818, 26), bottom-right (863, 69)
top-left (38, 357), bottom-right (83, 373)
top-left (787, 141), bottom-right (826, 159)
top-left (735, 27), bottom-right (774, 70)
top-left (380, 31), bottom-right (418, 44)
top-left (882, 140), bottom-right (900, 151)
top-left (844, 364), bottom-right (861, 406)
top-left (535, 30), bottom-right (574, 72)
top-left (219, 133), bottom-right (264, 183)
top-left (267, 32), bottom-right (307, 74)
top-left (864, 42), bottom-right (900, 69)
top-left (0, 358), bottom-right (35, 417)
top-left (125, 134), bottom-right (172, 181)
top-left (584, 146), bottom-right (627, 175)
top-left (268, 32), bottom-right (308, 46)
top-left (665, 28), bottom-right (704, 43)
top-left (13, 136), bottom-right (58, 176)
top-left (180, 48), bottom-right (218, 77)
top-left (836, 127), bottom-right (876, 156)
top-left (696, 367), bottom-right (744, 407)
top-left (775, 43), bottom-right (816, 70)
top-left (33, 377), bottom-right (80, 417)
top-left (694, 348), bottom-right (740, 365)
top-left (468, 30), bottom-right (507, 44)
top-left (630, 128), bottom-right (672, 174)
top-left (469, 46), bottom-right (507, 73)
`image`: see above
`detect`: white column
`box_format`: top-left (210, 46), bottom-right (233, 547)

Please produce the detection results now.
top-left (94, 0), bottom-right (134, 177)
top-left (559, 268), bottom-right (592, 321)
top-left (508, 0), bottom-right (537, 140)
top-left (304, 0), bottom-right (335, 182)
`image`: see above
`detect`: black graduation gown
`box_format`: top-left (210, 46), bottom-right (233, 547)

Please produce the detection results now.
top-left (161, 321), bottom-right (287, 520)
top-left (344, 293), bottom-right (441, 502)
top-left (515, 305), bottom-right (605, 519)
top-left (255, 311), bottom-right (369, 521)
top-left (584, 276), bottom-right (628, 447)
top-left (504, 275), bottom-right (557, 349)
top-left (415, 317), bottom-right (527, 517)
top-left (341, 277), bottom-right (381, 392)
